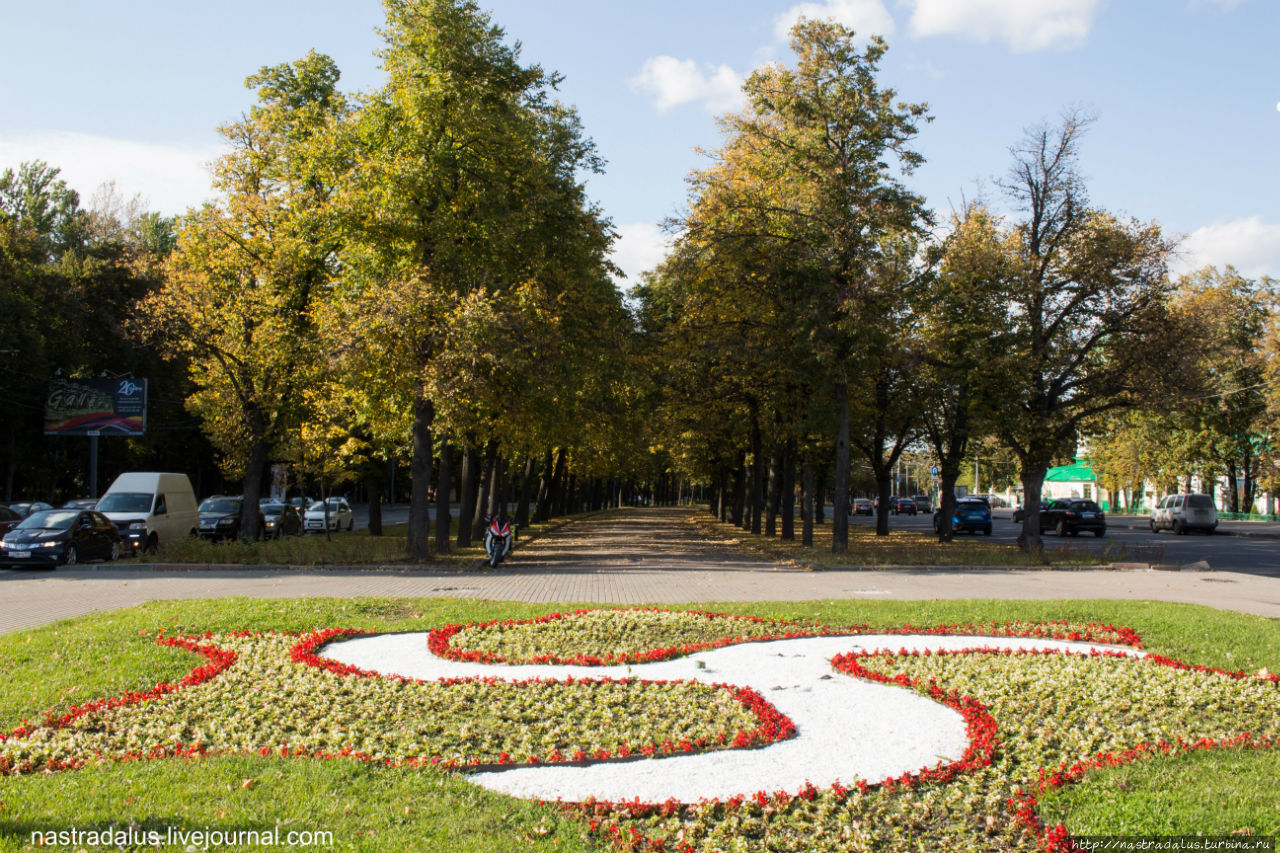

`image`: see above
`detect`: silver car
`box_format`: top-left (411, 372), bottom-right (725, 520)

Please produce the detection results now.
top-left (1150, 493), bottom-right (1217, 535)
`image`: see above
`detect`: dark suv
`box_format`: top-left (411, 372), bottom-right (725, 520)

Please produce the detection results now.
top-left (890, 496), bottom-right (917, 515)
top-left (1039, 499), bottom-right (1106, 537)
top-left (197, 496), bottom-right (264, 541)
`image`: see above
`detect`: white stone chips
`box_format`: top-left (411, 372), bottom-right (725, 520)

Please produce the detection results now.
top-left (321, 631), bottom-right (1141, 804)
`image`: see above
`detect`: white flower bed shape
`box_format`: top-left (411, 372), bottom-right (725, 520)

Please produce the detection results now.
top-left (321, 632), bottom-right (1142, 804)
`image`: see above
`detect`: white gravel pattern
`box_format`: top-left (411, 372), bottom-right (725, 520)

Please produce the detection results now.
top-left (321, 632), bottom-right (1141, 804)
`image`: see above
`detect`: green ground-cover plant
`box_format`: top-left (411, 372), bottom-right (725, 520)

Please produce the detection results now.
top-left (2, 598), bottom-right (1278, 851)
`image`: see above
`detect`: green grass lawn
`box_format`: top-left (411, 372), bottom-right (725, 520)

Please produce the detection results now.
top-left (1, 597), bottom-right (1277, 851)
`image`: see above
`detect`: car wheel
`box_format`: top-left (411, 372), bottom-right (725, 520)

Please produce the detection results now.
top-left (983, 526), bottom-right (991, 536)
top-left (146, 534), bottom-right (159, 553)
top-left (1056, 520), bottom-right (1067, 537)
top-left (64, 545), bottom-right (78, 566)
top-left (1174, 519), bottom-right (1185, 535)
top-left (1094, 529), bottom-right (1104, 538)
top-left (347, 518), bottom-right (354, 531)
top-left (109, 541), bottom-right (121, 561)
top-left (1150, 519), bottom-right (1157, 533)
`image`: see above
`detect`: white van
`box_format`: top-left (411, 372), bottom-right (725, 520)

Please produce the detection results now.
top-left (96, 472), bottom-right (199, 552)
top-left (1150, 493), bottom-right (1218, 535)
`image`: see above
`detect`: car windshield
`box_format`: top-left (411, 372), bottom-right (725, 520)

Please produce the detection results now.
top-left (956, 500), bottom-right (986, 509)
top-left (1188, 495), bottom-right (1214, 510)
top-left (261, 503), bottom-right (286, 515)
top-left (1072, 501), bottom-right (1102, 512)
top-left (199, 499), bottom-right (241, 514)
top-left (97, 493), bottom-right (152, 513)
top-left (16, 510), bottom-right (76, 530)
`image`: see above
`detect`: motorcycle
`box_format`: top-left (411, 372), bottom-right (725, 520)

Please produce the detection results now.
top-left (483, 515), bottom-right (516, 567)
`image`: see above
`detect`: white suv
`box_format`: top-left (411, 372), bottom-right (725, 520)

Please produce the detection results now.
top-left (1150, 494), bottom-right (1218, 535)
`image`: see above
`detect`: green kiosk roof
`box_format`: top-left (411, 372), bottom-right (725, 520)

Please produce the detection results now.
top-left (1044, 460), bottom-right (1096, 483)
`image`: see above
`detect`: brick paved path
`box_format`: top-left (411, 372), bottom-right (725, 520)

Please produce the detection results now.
top-left (3, 507), bottom-right (1278, 635)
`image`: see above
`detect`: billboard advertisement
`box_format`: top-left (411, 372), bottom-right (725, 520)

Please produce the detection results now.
top-left (44, 377), bottom-right (147, 436)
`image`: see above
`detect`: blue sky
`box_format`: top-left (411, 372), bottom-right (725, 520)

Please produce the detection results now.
top-left (3, 0), bottom-right (1277, 283)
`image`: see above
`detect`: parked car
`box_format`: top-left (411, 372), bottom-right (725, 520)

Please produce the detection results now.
top-left (934, 497), bottom-right (992, 535)
top-left (6, 501), bottom-right (54, 518)
top-left (912, 495), bottom-right (932, 513)
top-left (0, 509), bottom-right (121, 566)
top-left (890, 496), bottom-right (917, 515)
top-left (97, 472), bottom-right (199, 553)
top-left (260, 500), bottom-right (303, 537)
top-left (1040, 498), bottom-right (1106, 537)
top-left (851, 498), bottom-right (873, 516)
top-left (1150, 493), bottom-right (1217, 535)
top-left (198, 496), bottom-right (264, 541)
top-left (304, 498), bottom-right (354, 533)
top-left (61, 498), bottom-right (99, 510)
top-left (0, 505), bottom-right (22, 536)
top-left (289, 496), bottom-right (315, 513)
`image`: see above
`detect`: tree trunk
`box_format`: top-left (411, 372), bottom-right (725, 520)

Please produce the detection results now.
top-left (241, 438), bottom-right (269, 542)
top-left (515, 454), bottom-right (536, 527)
top-left (874, 473), bottom-right (893, 537)
top-left (1226, 461), bottom-right (1240, 513)
top-left (435, 435), bottom-right (452, 553)
top-left (473, 438), bottom-right (499, 539)
top-left (732, 452), bottom-right (746, 527)
top-left (832, 379), bottom-right (850, 553)
top-left (801, 457), bottom-right (814, 547)
top-left (406, 396), bottom-right (434, 559)
top-left (549, 447), bottom-right (567, 518)
top-left (814, 461), bottom-right (826, 525)
top-left (749, 404), bottom-right (764, 535)
top-left (456, 441), bottom-right (478, 548)
top-left (936, 467), bottom-right (960, 542)
top-left (765, 436), bottom-right (783, 537)
top-left (534, 448), bottom-right (553, 522)
top-left (1017, 468), bottom-right (1048, 553)
top-left (781, 439), bottom-right (796, 540)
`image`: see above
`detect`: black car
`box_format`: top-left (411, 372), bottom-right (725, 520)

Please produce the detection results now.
top-left (1040, 499), bottom-right (1106, 537)
top-left (934, 498), bottom-right (992, 535)
top-left (260, 500), bottom-right (302, 537)
top-left (198, 496), bottom-right (265, 541)
top-left (890, 496), bottom-right (917, 515)
top-left (0, 509), bottom-right (121, 566)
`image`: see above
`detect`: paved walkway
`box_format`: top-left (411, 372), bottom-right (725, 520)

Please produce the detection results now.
top-left (3, 507), bottom-right (1279, 635)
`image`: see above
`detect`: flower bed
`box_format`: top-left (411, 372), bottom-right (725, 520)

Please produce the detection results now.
top-left (2, 608), bottom-right (1275, 853)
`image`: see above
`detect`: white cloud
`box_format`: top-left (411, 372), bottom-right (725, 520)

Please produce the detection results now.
top-left (774, 0), bottom-right (896, 42)
top-left (0, 131), bottom-right (223, 216)
top-left (1173, 216), bottom-right (1280, 280)
top-left (904, 0), bottom-right (1104, 52)
top-left (629, 56), bottom-right (746, 114)
top-left (609, 222), bottom-right (671, 287)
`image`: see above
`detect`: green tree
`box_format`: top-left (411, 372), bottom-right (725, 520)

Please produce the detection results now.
top-left (335, 0), bottom-right (609, 558)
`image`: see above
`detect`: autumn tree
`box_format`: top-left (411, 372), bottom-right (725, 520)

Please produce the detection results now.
top-left (138, 52), bottom-right (348, 539)
top-left (992, 112), bottom-right (1179, 551)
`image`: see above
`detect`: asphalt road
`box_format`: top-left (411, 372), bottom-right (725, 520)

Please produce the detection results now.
top-left (853, 509), bottom-right (1280, 577)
